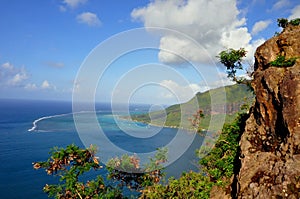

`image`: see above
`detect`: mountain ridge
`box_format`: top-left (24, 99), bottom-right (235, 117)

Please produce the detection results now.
top-left (131, 83), bottom-right (254, 130)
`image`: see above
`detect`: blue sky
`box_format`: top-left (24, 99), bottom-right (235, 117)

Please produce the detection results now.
top-left (0, 0), bottom-right (299, 104)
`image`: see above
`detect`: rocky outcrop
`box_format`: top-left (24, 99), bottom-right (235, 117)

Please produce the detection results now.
top-left (235, 25), bottom-right (300, 198)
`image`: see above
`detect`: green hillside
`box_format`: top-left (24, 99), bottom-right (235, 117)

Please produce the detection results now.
top-left (131, 84), bottom-right (254, 130)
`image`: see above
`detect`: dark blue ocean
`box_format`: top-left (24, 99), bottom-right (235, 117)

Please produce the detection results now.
top-left (0, 99), bottom-right (204, 199)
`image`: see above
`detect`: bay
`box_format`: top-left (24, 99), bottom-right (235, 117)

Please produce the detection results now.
top-left (0, 99), bottom-right (203, 198)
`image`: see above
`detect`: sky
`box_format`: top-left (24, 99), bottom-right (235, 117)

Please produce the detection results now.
top-left (0, 0), bottom-right (300, 105)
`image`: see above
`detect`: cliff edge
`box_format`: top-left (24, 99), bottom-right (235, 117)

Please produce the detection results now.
top-left (236, 25), bottom-right (300, 198)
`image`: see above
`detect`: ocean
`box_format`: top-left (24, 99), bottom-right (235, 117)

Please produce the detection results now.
top-left (0, 99), bottom-right (204, 199)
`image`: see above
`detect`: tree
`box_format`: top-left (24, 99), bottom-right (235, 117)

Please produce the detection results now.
top-left (217, 48), bottom-right (247, 83)
top-left (277, 18), bottom-right (300, 28)
top-left (33, 144), bottom-right (167, 198)
top-left (277, 18), bottom-right (289, 28)
top-left (33, 144), bottom-right (121, 199)
top-left (217, 48), bottom-right (253, 89)
top-left (106, 148), bottom-right (168, 191)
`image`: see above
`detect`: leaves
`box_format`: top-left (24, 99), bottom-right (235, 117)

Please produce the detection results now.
top-left (34, 144), bottom-right (167, 198)
top-left (269, 55), bottom-right (297, 67)
top-left (277, 18), bottom-right (300, 28)
top-left (141, 112), bottom-right (249, 198)
top-left (33, 144), bottom-right (121, 199)
top-left (217, 48), bottom-right (247, 82)
top-left (106, 148), bottom-right (168, 191)
top-left (277, 18), bottom-right (289, 28)
top-left (141, 171), bottom-right (213, 199)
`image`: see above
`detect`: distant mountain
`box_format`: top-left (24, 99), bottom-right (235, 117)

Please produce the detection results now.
top-left (131, 84), bottom-right (254, 130)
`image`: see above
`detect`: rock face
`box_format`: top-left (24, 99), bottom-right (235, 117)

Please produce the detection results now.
top-left (236, 25), bottom-right (300, 198)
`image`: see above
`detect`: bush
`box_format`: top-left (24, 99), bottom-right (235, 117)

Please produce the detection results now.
top-left (277, 18), bottom-right (300, 28)
top-left (269, 55), bottom-right (297, 67)
top-left (107, 148), bottom-right (168, 190)
top-left (34, 144), bottom-right (167, 198)
top-left (141, 172), bottom-right (213, 199)
top-left (289, 18), bottom-right (300, 26)
top-left (33, 144), bottom-right (122, 198)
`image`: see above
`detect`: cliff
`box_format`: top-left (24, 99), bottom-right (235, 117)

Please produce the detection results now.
top-left (235, 25), bottom-right (300, 198)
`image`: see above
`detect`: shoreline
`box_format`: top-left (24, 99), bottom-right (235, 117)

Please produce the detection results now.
top-left (119, 115), bottom-right (205, 133)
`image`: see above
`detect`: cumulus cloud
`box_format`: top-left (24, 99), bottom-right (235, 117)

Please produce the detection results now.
top-left (131, 0), bottom-right (263, 64)
top-left (0, 62), bottom-right (29, 86)
top-left (41, 80), bottom-right (56, 90)
top-left (25, 83), bottom-right (38, 90)
top-left (159, 80), bottom-right (200, 102)
top-left (25, 80), bottom-right (55, 91)
top-left (0, 62), bottom-right (57, 92)
top-left (77, 12), bottom-right (101, 27)
top-left (251, 20), bottom-right (272, 35)
top-left (289, 4), bottom-right (300, 20)
top-left (9, 72), bottom-right (28, 86)
top-left (2, 62), bottom-right (14, 70)
top-left (41, 80), bottom-right (50, 89)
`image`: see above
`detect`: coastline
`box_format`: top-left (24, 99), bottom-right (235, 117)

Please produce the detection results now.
top-left (119, 115), bottom-right (204, 133)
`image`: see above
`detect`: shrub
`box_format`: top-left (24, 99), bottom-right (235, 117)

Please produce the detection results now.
top-left (277, 18), bottom-right (289, 28)
top-left (107, 148), bottom-right (168, 190)
top-left (34, 144), bottom-right (167, 198)
top-left (33, 144), bottom-right (122, 199)
top-left (269, 55), bottom-right (297, 67)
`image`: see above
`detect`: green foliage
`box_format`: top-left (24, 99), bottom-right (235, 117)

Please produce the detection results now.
top-left (289, 18), bottom-right (300, 26)
top-left (269, 55), bottom-right (297, 67)
top-left (141, 112), bottom-right (248, 198)
top-left (34, 144), bottom-right (167, 198)
top-left (198, 113), bottom-right (246, 183)
top-left (141, 172), bottom-right (213, 199)
top-left (33, 144), bottom-right (122, 198)
top-left (106, 148), bottom-right (168, 190)
top-left (217, 48), bottom-right (247, 82)
top-left (132, 84), bottom-right (254, 130)
top-left (277, 18), bottom-right (300, 28)
top-left (277, 18), bottom-right (289, 28)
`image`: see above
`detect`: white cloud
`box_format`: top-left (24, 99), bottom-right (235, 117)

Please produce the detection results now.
top-left (41, 80), bottom-right (52, 89)
top-left (0, 62), bottom-right (30, 87)
top-left (25, 83), bottom-right (38, 90)
top-left (159, 80), bottom-right (200, 102)
top-left (251, 20), bottom-right (272, 35)
top-left (2, 62), bottom-right (14, 70)
top-left (77, 12), bottom-right (101, 27)
top-left (272, 0), bottom-right (290, 10)
top-left (289, 4), bottom-right (300, 20)
top-left (0, 62), bottom-right (58, 92)
top-left (131, 0), bottom-right (261, 64)
top-left (9, 72), bottom-right (28, 85)
top-left (62, 0), bottom-right (87, 8)
top-left (25, 81), bottom-right (56, 91)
